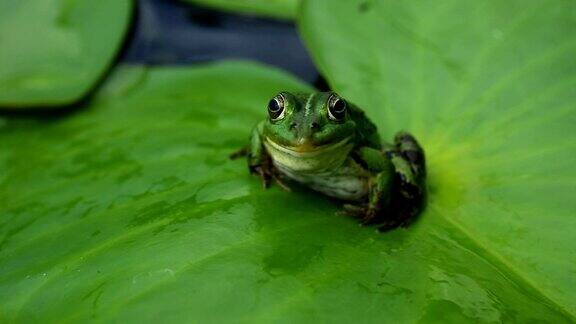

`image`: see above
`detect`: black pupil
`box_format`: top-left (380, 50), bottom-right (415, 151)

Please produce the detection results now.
top-left (330, 98), bottom-right (346, 119)
top-left (332, 99), bottom-right (346, 112)
top-left (268, 98), bottom-right (283, 119)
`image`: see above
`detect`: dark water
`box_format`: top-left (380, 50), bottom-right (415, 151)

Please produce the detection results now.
top-left (121, 0), bottom-right (321, 85)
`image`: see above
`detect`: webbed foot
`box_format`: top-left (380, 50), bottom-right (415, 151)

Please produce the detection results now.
top-left (341, 204), bottom-right (379, 225)
top-left (341, 204), bottom-right (412, 231)
top-left (249, 157), bottom-right (291, 192)
top-left (230, 146), bottom-right (291, 191)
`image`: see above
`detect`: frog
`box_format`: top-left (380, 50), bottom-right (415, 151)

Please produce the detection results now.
top-left (231, 91), bottom-right (426, 231)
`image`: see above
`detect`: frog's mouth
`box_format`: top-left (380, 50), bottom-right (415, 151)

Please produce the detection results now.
top-left (265, 137), bottom-right (352, 156)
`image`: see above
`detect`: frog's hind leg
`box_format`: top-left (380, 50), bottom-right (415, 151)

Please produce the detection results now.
top-left (382, 132), bottom-right (426, 231)
top-left (392, 132), bottom-right (426, 181)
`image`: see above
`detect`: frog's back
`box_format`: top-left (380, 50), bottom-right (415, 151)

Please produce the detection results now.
top-left (349, 103), bottom-right (382, 150)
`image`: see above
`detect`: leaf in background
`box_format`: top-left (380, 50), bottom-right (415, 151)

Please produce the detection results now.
top-left (0, 61), bottom-right (573, 322)
top-left (300, 0), bottom-right (576, 319)
top-left (182, 0), bottom-right (299, 20)
top-left (0, 0), bottom-right (133, 109)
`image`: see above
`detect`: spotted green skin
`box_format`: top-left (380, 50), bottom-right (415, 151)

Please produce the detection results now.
top-left (247, 92), bottom-right (426, 229)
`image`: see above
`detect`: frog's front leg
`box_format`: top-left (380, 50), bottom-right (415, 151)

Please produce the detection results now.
top-left (343, 146), bottom-right (394, 225)
top-left (231, 122), bottom-right (289, 190)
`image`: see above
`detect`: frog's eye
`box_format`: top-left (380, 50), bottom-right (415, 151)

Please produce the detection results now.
top-left (268, 94), bottom-right (285, 121)
top-left (328, 95), bottom-right (347, 121)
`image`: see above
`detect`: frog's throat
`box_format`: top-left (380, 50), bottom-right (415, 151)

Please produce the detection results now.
top-left (264, 136), bottom-right (352, 157)
top-left (263, 136), bottom-right (354, 173)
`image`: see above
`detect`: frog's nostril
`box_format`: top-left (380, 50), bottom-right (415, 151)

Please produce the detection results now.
top-left (290, 123), bottom-right (297, 130)
top-left (311, 122), bottom-right (320, 130)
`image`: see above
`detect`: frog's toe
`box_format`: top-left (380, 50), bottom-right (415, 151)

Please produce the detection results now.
top-left (360, 210), bottom-right (378, 225)
top-left (272, 173), bottom-right (291, 192)
top-left (252, 166), bottom-right (271, 189)
top-left (377, 212), bottom-right (415, 232)
top-left (340, 204), bottom-right (380, 225)
top-left (342, 203), bottom-right (361, 212)
top-left (229, 146), bottom-right (248, 159)
top-left (260, 174), bottom-right (271, 189)
top-left (341, 204), bottom-right (365, 217)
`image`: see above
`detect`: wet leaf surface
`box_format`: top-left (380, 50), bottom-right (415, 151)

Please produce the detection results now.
top-left (0, 0), bottom-right (132, 109)
top-left (1, 59), bottom-right (573, 322)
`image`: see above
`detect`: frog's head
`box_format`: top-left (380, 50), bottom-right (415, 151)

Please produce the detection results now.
top-left (262, 92), bottom-right (355, 152)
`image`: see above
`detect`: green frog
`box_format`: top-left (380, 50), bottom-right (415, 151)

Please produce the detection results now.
top-left (232, 92), bottom-right (426, 230)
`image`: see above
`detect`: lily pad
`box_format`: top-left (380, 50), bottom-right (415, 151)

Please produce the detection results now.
top-left (182, 0), bottom-right (299, 20)
top-left (0, 59), bottom-right (573, 322)
top-left (300, 0), bottom-right (576, 319)
top-left (0, 0), bottom-right (133, 109)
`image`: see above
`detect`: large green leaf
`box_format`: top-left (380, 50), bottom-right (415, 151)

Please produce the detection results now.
top-left (1, 60), bottom-right (573, 322)
top-left (182, 0), bottom-right (299, 20)
top-left (0, 0), bottom-right (132, 109)
top-left (300, 0), bottom-right (576, 319)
